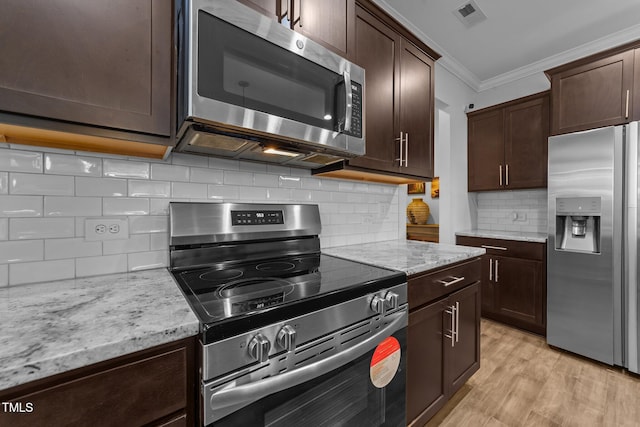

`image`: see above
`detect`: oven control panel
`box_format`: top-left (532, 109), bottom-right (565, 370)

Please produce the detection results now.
top-left (231, 210), bottom-right (284, 226)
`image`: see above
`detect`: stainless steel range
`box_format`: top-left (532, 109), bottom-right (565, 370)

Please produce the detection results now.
top-left (168, 202), bottom-right (408, 427)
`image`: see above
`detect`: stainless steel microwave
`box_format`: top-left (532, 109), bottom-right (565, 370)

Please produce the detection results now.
top-left (176, 0), bottom-right (365, 169)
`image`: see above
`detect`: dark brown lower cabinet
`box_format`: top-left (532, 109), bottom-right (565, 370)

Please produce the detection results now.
top-left (0, 337), bottom-right (196, 427)
top-left (407, 258), bottom-right (481, 426)
top-left (457, 236), bottom-right (547, 335)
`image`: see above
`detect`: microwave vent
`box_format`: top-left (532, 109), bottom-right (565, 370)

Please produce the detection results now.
top-left (188, 131), bottom-right (250, 152)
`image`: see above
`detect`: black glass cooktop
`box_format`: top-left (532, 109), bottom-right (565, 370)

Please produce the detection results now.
top-left (171, 253), bottom-right (406, 342)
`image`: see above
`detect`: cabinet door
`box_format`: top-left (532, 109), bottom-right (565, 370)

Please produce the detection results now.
top-left (292, 0), bottom-right (355, 60)
top-left (494, 256), bottom-right (544, 328)
top-left (407, 299), bottom-right (447, 424)
top-left (504, 94), bottom-right (549, 189)
top-left (550, 50), bottom-right (634, 135)
top-left (467, 109), bottom-right (504, 191)
top-left (347, 6), bottom-right (399, 173)
top-left (398, 39), bottom-right (435, 178)
top-left (236, 0), bottom-right (279, 19)
top-left (0, 0), bottom-right (172, 137)
top-left (447, 282), bottom-right (480, 395)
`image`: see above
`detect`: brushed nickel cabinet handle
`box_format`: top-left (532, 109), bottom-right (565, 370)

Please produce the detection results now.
top-left (626, 89), bottom-right (630, 119)
top-left (436, 276), bottom-right (465, 287)
top-left (455, 301), bottom-right (460, 343)
top-left (499, 165), bottom-right (503, 186)
top-left (396, 132), bottom-right (404, 166)
top-left (405, 133), bottom-right (409, 167)
top-left (445, 306), bottom-right (456, 347)
top-left (506, 164), bottom-right (510, 186)
top-left (481, 244), bottom-right (508, 251)
top-left (495, 259), bottom-right (499, 282)
top-left (489, 258), bottom-right (493, 281)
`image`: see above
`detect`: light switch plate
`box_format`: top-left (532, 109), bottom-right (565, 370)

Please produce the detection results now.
top-left (85, 217), bottom-right (129, 241)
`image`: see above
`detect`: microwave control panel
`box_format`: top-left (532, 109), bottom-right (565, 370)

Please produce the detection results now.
top-left (345, 82), bottom-right (363, 138)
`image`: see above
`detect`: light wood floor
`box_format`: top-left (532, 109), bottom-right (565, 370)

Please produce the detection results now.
top-left (426, 319), bottom-right (640, 427)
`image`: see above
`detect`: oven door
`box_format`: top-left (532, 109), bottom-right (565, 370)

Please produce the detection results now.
top-left (180, 0), bottom-right (364, 155)
top-left (204, 309), bottom-right (407, 427)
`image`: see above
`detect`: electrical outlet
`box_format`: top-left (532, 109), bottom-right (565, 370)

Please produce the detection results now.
top-left (85, 217), bottom-right (129, 241)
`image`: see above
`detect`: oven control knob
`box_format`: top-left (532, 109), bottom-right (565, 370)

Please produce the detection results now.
top-left (370, 295), bottom-right (385, 315)
top-left (276, 325), bottom-right (297, 352)
top-left (384, 291), bottom-right (399, 310)
top-left (248, 333), bottom-right (271, 363)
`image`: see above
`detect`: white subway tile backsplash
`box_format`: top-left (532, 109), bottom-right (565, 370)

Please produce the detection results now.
top-left (129, 215), bottom-right (168, 234)
top-left (0, 146), bottom-right (403, 286)
top-left (0, 264), bottom-right (6, 287)
top-left (208, 184), bottom-right (238, 200)
top-left (10, 259), bottom-right (75, 285)
top-left (150, 233), bottom-right (169, 251)
top-left (76, 177), bottom-right (127, 197)
top-left (0, 172), bottom-right (7, 194)
top-left (128, 251), bottom-right (168, 271)
top-left (171, 152), bottom-right (209, 168)
top-left (9, 173), bottom-right (74, 196)
top-left (45, 196), bottom-right (101, 217)
top-left (44, 153), bottom-right (102, 176)
top-left (151, 163), bottom-right (190, 182)
top-left (10, 218), bottom-right (75, 240)
top-left (103, 198), bottom-right (149, 216)
top-left (45, 238), bottom-right (102, 260)
top-left (224, 171), bottom-right (254, 186)
top-left (75, 254), bottom-right (127, 277)
top-left (103, 159), bottom-right (149, 179)
top-left (190, 167), bottom-right (223, 184)
top-left (0, 195), bottom-right (42, 217)
top-left (0, 149), bottom-right (42, 173)
top-left (103, 234), bottom-right (150, 255)
top-left (0, 240), bottom-right (43, 263)
top-left (171, 182), bottom-right (207, 199)
top-left (475, 190), bottom-right (547, 233)
top-left (128, 180), bottom-right (171, 198)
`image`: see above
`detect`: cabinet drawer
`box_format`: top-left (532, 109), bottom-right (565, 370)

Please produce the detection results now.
top-left (0, 345), bottom-right (189, 427)
top-left (456, 236), bottom-right (545, 260)
top-left (408, 258), bottom-right (481, 309)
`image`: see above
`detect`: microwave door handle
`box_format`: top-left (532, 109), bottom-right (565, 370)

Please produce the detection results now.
top-left (342, 70), bottom-right (352, 133)
top-left (209, 309), bottom-right (406, 415)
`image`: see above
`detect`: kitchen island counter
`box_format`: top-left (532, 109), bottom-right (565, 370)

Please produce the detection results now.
top-left (0, 269), bottom-right (198, 391)
top-left (324, 239), bottom-right (485, 276)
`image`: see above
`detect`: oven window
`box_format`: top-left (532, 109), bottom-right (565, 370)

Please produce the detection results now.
top-left (198, 11), bottom-right (340, 131)
top-left (210, 329), bottom-right (406, 427)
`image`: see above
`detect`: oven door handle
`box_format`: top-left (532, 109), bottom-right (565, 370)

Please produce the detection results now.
top-left (208, 309), bottom-right (407, 417)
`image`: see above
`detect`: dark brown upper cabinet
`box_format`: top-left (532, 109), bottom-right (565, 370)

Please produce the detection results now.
top-left (546, 47), bottom-right (635, 135)
top-left (0, 1), bottom-right (173, 141)
top-left (237, 0), bottom-right (355, 61)
top-left (467, 92), bottom-right (549, 192)
top-left (338, 3), bottom-right (436, 181)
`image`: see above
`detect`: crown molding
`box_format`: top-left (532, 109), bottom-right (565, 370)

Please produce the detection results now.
top-left (371, 0), bottom-right (640, 93)
top-left (478, 23), bottom-right (640, 91)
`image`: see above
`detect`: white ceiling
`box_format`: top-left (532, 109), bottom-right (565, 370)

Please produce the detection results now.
top-left (375, 0), bottom-right (640, 91)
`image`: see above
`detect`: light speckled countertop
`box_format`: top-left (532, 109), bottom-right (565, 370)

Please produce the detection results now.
top-left (0, 269), bottom-right (199, 391)
top-left (324, 240), bottom-right (485, 276)
top-left (456, 229), bottom-right (547, 243)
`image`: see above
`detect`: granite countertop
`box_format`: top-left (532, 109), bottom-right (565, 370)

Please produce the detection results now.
top-left (456, 229), bottom-right (547, 243)
top-left (324, 239), bottom-right (485, 276)
top-left (0, 269), bottom-right (199, 391)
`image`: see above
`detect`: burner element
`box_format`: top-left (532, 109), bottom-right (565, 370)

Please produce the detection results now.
top-left (218, 278), bottom-right (293, 299)
top-left (199, 269), bottom-right (243, 283)
top-left (256, 261), bottom-right (296, 273)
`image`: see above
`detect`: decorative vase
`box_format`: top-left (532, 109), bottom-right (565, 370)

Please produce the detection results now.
top-left (407, 198), bottom-right (430, 225)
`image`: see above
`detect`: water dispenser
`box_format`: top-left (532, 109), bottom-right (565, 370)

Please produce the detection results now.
top-left (555, 197), bottom-right (601, 253)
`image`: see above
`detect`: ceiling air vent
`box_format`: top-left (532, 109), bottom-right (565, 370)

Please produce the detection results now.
top-left (453, 0), bottom-right (487, 28)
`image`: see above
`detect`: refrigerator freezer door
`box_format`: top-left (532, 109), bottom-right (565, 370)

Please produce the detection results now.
top-left (629, 121), bottom-right (639, 373)
top-left (547, 126), bottom-right (623, 365)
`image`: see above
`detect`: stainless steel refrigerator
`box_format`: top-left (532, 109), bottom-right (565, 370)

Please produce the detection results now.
top-left (547, 122), bottom-right (639, 373)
